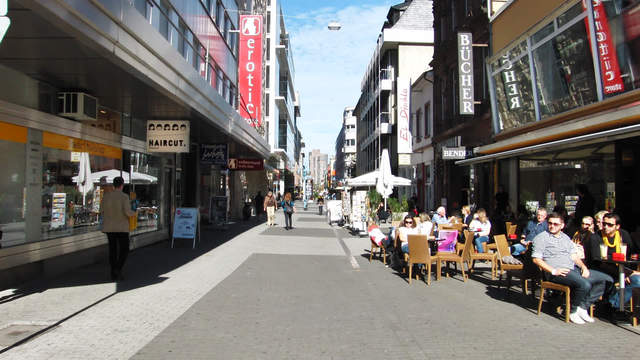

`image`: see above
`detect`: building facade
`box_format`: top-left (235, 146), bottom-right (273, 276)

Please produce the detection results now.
top-left (261, 0), bottom-right (302, 195)
top-left (334, 107), bottom-right (357, 183)
top-left (410, 70), bottom-right (435, 211)
top-left (458, 0), bottom-right (640, 232)
top-left (431, 0), bottom-right (493, 213)
top-left (309, 149), bottom-right (328, 192)
top-left (354, 0), bottom-right (434, 202)
top-left (0, 0), bottom-right (271, 288)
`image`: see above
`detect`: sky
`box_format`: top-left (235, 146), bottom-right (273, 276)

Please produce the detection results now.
top-left (281, 0), bottom-right (398, 157)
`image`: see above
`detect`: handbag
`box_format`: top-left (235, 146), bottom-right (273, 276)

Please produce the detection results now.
top-left (285, 202), bottom-right (293, 214)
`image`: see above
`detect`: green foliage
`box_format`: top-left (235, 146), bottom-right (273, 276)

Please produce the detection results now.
top-left (367, 189), bottom-right (382, 220)
top-left (387, 195), bottom-right (409, 214)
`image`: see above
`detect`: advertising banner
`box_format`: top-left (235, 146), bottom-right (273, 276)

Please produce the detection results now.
top-left (583, 1), bottom-right (624, 94)
top-left (239, 15), bottom-right (263, 127)
top-left (200, 144), bottom-right (227, 165)
top-left (396, 77), bottom-right (412, 154)
top-left (458, 32), bottom-right (474, 115)
top-left (146, 120), bottom-right (190, 153)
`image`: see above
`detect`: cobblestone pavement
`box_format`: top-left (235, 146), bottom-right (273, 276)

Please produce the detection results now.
top-left (0, 204), bottom-right (638, 359)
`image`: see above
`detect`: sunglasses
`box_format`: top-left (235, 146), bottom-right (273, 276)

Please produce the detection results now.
top-left (603, 222), bottom-right (617, 227)
top-left (405, 221), bottom-right (414, 224)
top-left (548, 221), bottom-right (562, 226)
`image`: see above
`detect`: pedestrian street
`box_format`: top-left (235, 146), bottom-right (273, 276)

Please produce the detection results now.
top-left (0, 204), bottom-right (637, 359)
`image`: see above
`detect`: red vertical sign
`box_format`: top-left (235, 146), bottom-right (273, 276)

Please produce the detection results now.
top-left (239, 15), bottom-right (263, 127)
top-left (583, 0), bottom-right (624, 94)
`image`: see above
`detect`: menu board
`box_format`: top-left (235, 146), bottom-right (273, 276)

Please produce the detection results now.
top-left (173, 208), bottom-right (198, 239)
top-left (564, 195), bottom-right (578, 215)
top-left (51, 193), bottom-right (66, 229)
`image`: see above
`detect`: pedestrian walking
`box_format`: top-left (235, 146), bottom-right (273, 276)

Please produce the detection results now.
top-left (254, 191), bottom-right (264, 217)
top-left (263, 190), bottom-right (277, 226)
top-left (99, 176), bottom-right (137, 281)
top-left (281, 192), bottom-right (296, 230)
top-left (317, 197), bottom-right (324, 215)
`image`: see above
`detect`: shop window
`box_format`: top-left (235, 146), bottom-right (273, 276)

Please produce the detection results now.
top-left (41, 147), bottom-right (121, 241)
top-left (597, 0), bottom-right (640, 96)
top-left (0, 140), bottom-right (26, 247)
top-left (126, 151), bottom-right (163, 235)
top-left (532, 20), bottom-right (598, 118)
top-left (492, 51), bottom-right (536, 131)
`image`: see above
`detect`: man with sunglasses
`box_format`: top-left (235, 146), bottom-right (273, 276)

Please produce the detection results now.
top-left (592, 213), bottom-right (640, 310)
top-left (532, 213), bottom-right (612, 324)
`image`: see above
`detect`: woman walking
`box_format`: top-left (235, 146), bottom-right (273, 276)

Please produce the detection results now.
top-left (263, 190), bottom-right (277, 226)
top-left (281, 192), bottom-right (296, 230)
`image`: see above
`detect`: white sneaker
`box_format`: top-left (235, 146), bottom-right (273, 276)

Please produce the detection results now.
top-left (569, 312), bottom-right (585, 324)
top-left (577, 307), bottom-right (595, 323)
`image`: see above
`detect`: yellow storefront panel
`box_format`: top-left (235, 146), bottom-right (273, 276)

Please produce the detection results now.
top-left (43, 132), bottom-right (122, 159)
top-left (0, 121), bottom-right (27, 143)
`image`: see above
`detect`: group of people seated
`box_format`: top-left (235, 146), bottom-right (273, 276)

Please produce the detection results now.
top-left (368, 204), bottom-right (640, 324)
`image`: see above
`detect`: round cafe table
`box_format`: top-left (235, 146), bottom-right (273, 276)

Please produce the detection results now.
top-left (600, 258), bottom-right (640, 311)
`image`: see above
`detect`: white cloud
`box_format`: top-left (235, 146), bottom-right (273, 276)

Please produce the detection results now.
top-left (287, 3), bottom-right (390, 156)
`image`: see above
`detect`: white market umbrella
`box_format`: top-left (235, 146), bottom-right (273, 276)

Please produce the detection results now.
top-left (73, 169), bottom-right (130, 185)
top-left (346, 171), bottom-right (378, 187)
top-left (76, 152), bottom-right (93, 206)
top-left (132, 172), bottom-right (157, 184)
top-left (376, 149), bottom-right (394, 209)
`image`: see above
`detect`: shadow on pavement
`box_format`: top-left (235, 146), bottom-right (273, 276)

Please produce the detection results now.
top-left (1, 217), bottom-right (269, 301)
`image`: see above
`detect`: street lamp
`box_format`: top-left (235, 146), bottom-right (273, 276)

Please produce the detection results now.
top-left (327, 21), bottom-right (341, 31)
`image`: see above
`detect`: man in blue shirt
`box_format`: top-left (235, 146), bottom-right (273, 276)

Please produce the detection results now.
top-left (512, 208), bottom-right (548, 255)
top-left (432, 206), bottom-right (450, 227)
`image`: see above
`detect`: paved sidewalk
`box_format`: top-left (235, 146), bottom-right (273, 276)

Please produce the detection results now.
top-left (0, 204), bottom-right (638, 359)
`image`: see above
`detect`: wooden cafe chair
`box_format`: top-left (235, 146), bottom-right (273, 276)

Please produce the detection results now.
top-left (462, 230), bottom-right (496, 279)
top-left (405, 234), bottom-right (440, 285)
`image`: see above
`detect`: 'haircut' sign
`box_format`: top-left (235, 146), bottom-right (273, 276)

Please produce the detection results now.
top-left (147, 120), bottom-right (190, 153)
top-left (458, 32), bottom-right (474, 115)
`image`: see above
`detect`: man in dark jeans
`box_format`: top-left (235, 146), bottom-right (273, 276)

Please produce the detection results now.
top-left (100, 176), bottom-right (137, 281)
top-left (532, 212), bottom-right (612, 324)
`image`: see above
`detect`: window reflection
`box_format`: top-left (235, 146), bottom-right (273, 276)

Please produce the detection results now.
top-left (0, 140), bottom-right (26, 247)
top-left (493, 52), bottom-right (536, 131)
top-left (532, 21), bottom-right (598, 117)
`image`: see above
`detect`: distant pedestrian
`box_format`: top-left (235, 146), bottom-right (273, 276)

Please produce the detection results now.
top-left (317, 197), bottom-right (324, 215)
top-left (281, 192), bottom-right (296, 230)
top-left (254, 191), bottom-right (264, 217)
top-left (263, 190), bottom-right (277, 226)
top-left (100, 176), bottom-right (137, 281)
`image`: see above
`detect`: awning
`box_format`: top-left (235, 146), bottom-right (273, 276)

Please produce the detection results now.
top-left (455, 123), bottom-right (640, 166)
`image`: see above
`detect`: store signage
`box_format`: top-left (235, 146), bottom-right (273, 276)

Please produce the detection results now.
top-left (398, 153), bottom-right (411, 166)
top-left (458, 32), bottom-right (474, 115)
top-left (500, 52), bottom-right (522, 110)
top-left (396, 77), bottom-right (412, 154)
top-left (442, 146), bottom-right (467, 160)
top-left (583, 0), bottom-right (624, 94)
top-left (43, 132), bottom-right (121, 159)
top-left (146, 120), bottom-right (190, 153)
top-left (228, 158), bottom-right (264, 170)
top-left (172, 208), bottom-right (198, 239)
top-left (238, 15), bottom-right (263, 127)
top-left (200, 144), bottom-right (227, 165)
top-left (0, 0), bottom-right (10, 44)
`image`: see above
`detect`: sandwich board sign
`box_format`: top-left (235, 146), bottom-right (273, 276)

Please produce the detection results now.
top-left (172, 207), bottom-right (200, 248)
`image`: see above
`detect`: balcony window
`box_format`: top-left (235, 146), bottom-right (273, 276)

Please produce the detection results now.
top-left (492, 51), bottom-right (536, 131)
top-left (158, 0), bottom-right (170, 40)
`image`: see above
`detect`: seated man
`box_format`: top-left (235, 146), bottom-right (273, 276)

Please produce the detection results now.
top-left (431, 206), bottom-right (450, 228)
top-left (513, 208), bottom-right (548, 256)
top-left (532, 212), bottom-right (613, 324)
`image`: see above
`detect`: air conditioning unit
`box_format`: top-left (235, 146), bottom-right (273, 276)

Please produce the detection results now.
top-left (57, 92), bottom-right (98, 121)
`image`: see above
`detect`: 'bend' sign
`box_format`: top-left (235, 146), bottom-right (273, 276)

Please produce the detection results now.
top-left (0, 0), bottom-right (10, 44)
top-left (238, 15), bottom-right (263, 128)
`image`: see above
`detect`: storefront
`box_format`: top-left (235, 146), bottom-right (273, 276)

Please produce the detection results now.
top-left (0, 102), bottom-right (173, 280)
top-left (459, 0), bottom-right (640, 231)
